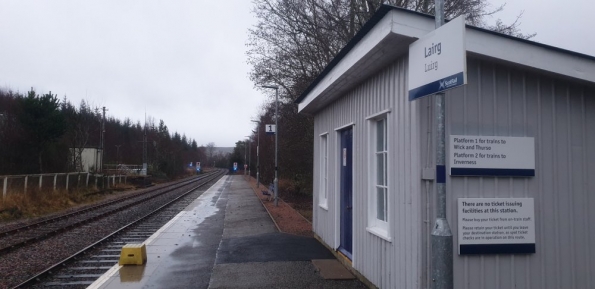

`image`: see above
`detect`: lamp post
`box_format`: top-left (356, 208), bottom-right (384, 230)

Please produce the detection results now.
top-left (262, 85), bottom-right (279, 206)
top-left (251, 120), bottom-right (260, 188)
top-left (245, 136), bottom-right (251, 177)
top-left (431, 1), bottom-right (453, 289)
top-left (244, 139), bottom-right (247, 175)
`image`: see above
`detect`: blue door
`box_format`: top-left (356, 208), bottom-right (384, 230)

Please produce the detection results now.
top-left (339, 128), bottom-right (353, 259)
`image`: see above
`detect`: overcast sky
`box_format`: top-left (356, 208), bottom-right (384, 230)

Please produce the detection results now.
top-left (0, 1), bottom-right (593, 147)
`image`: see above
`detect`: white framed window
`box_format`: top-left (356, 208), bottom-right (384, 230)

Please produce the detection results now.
top-left (319, 133), bottom-right (328, 209)
top-left (366, 110), bottom-right (391, 241)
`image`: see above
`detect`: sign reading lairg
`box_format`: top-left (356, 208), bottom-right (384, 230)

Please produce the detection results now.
top-left (408, 15), bottom-right (466, 101)
top-left (458, 198), bottom-right (535, 255)
top-left (450, 135), bottom-right (535, 177)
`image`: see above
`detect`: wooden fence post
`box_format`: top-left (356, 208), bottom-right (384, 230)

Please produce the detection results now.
top-left (3, 177), bottom-right (7, 198)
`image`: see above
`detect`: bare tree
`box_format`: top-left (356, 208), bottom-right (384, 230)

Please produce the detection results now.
top-left (206, 142), bottom-right (216, 165)
top-left (248, 0), bottom-right (534, 102)
top-left (247, 0), bottom-right (534, 195)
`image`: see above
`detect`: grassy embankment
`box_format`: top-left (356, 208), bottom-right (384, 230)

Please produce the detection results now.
top-left (0, 184), bottom-right (134, 222)
top-left (0, 170), bottom-right (207, 223)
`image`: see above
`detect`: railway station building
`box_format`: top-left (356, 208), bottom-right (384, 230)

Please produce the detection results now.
top-left (295, 5), bottom-right (595, 289)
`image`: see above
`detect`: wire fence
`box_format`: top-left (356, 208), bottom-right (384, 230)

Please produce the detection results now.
top-left (1, 172), bottom-right (129, 199)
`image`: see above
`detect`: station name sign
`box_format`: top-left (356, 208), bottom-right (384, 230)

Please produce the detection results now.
top-left (408, 15), bottom-right (467, 101)
top-left (449, 135), bottom-right (535, 177)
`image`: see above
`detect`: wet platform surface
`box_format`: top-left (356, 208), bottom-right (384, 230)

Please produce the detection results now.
top-left (88, 175), bottom-right (366, 289)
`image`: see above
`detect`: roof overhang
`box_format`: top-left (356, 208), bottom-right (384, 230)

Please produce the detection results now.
top-left (296, 6), bottom-right (595, 114)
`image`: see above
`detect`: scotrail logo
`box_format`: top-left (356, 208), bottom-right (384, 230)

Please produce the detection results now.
top-left (439, 77), bottom-right (459, 90)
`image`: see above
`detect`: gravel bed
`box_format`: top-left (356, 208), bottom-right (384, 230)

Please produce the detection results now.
top-left (0, 174), bottom-right (212, 252)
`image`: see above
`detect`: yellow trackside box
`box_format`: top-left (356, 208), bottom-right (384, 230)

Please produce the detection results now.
top-left (119, 243), bottom-right (147, 265)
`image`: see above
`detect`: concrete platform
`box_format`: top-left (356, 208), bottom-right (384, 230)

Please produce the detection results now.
top-left (88, 175), bottom-right (366, 289)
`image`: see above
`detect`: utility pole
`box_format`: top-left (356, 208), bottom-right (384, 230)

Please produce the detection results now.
top-left (431, 0), bottom-right (453, 288)
top-left (100, 106), bottom-right (107, 173)
top-left (143, 115), bottom-right (147, 176)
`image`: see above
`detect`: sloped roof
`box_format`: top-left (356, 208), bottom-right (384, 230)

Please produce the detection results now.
top-left (295, 5), bottom-right (595, 114)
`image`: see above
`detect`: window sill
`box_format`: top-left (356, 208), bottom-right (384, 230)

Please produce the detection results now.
top-left (318, 203), bottom-right (328, 211)
top-left (366, 226), bottom-right (392, 242)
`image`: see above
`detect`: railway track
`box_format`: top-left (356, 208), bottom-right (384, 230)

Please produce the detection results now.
top-left (0, 170), bottom-right (227, 289)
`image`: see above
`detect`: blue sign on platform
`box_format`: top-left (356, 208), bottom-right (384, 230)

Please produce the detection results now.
top-left (409, 72), bottom-right (465, 101)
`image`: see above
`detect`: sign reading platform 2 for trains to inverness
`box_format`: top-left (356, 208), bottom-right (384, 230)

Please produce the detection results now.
top-left (449, 135), bottom-right (535, 177)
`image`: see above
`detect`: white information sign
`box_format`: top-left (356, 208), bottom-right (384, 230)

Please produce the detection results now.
top-left (458, 198), bottom-right (535, 254)
top-left (265, 124), bottom-right (276, 135)
top-left (408, 15), bottom-right (467, 100)
top-left (450, 135), bottom-right (535, 176)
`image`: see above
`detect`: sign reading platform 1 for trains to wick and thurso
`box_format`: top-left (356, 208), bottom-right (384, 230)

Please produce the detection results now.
top-left (458, 198), bottom-right (536, 255)
top-left (449, 135), bottom-right (535, 177)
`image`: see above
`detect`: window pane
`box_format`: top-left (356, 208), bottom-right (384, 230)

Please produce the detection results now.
top-left (377, 187), bottom-right (386, 221)
top-left (376, 119), bottom-right (385, 152)
top-left (320, 136), bottom-right (327, 202)
top-left (376, 153), bottom-right (384, 185)
top-left (383, 153), bottom-right (387, 185)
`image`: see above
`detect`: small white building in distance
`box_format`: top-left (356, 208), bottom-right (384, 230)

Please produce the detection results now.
top-left (70, 147), bottom-right (102, 172)
top-left (295, 5), bottom-right (595, 289)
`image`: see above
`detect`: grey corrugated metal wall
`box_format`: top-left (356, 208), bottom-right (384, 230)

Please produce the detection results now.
top-left (312, 56), bottom-right (424, 289)
top-left (312, 53), bottom-right (594, 289)
top-left (436, 56), bottom-right (595, 289)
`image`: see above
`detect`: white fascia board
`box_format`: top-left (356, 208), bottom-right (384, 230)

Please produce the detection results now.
top-left (388, 11), bottom-right (434, 38)
top-left (298, 11), bottom-right (396, 113)
top-left (297, 10), bottom-right (435, 114)
top-left (466, 29), bottom-right (595, 83)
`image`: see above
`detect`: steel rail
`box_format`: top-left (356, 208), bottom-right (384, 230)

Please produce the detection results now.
top-left (0, 174), bottom-right (205, 236)
top-left (12, 169), bottom-right (226, 289)
top-left (0, 171), bottom-right (219, 255)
